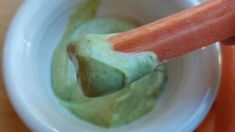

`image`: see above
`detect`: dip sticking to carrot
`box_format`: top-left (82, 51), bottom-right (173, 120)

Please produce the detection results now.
top-left (52, 0), bottom-right (167, 128)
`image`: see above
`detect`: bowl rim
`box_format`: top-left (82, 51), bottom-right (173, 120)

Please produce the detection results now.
top-left (2, 0), bottom-right (222, 131)
top-left (3, 0), bottom-right (55, 131)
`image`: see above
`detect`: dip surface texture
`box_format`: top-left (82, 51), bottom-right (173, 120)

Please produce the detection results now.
top-left (52, 0), bottom-right (167, 128)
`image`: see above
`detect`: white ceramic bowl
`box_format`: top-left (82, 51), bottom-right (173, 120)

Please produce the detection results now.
top-left (3, 0), bottom-right (221, 131)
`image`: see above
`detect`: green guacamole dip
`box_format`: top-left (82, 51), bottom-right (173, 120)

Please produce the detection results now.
top-left (52, 0), bottom-right (167, 128)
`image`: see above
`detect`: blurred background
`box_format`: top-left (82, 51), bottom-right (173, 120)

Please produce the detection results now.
top-left (0, 0), bottom-right (29, 131)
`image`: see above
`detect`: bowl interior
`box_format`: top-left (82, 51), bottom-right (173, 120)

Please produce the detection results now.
top-left (4, 0), bottom-right (221, 131)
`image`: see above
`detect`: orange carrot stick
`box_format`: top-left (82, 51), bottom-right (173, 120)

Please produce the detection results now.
top-left (109, 0), bottom-right (235, 63)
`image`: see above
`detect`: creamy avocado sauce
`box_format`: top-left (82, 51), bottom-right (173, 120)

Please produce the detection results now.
top-left (52, 0), bottom-right (167, 128)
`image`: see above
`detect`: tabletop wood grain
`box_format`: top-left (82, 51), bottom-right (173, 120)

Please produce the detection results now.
top-left (0, 0), bottom-right (29, 131)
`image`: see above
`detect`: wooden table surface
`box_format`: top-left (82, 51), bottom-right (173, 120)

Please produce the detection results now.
top-left (0, 0), bottom-right (29, 131)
